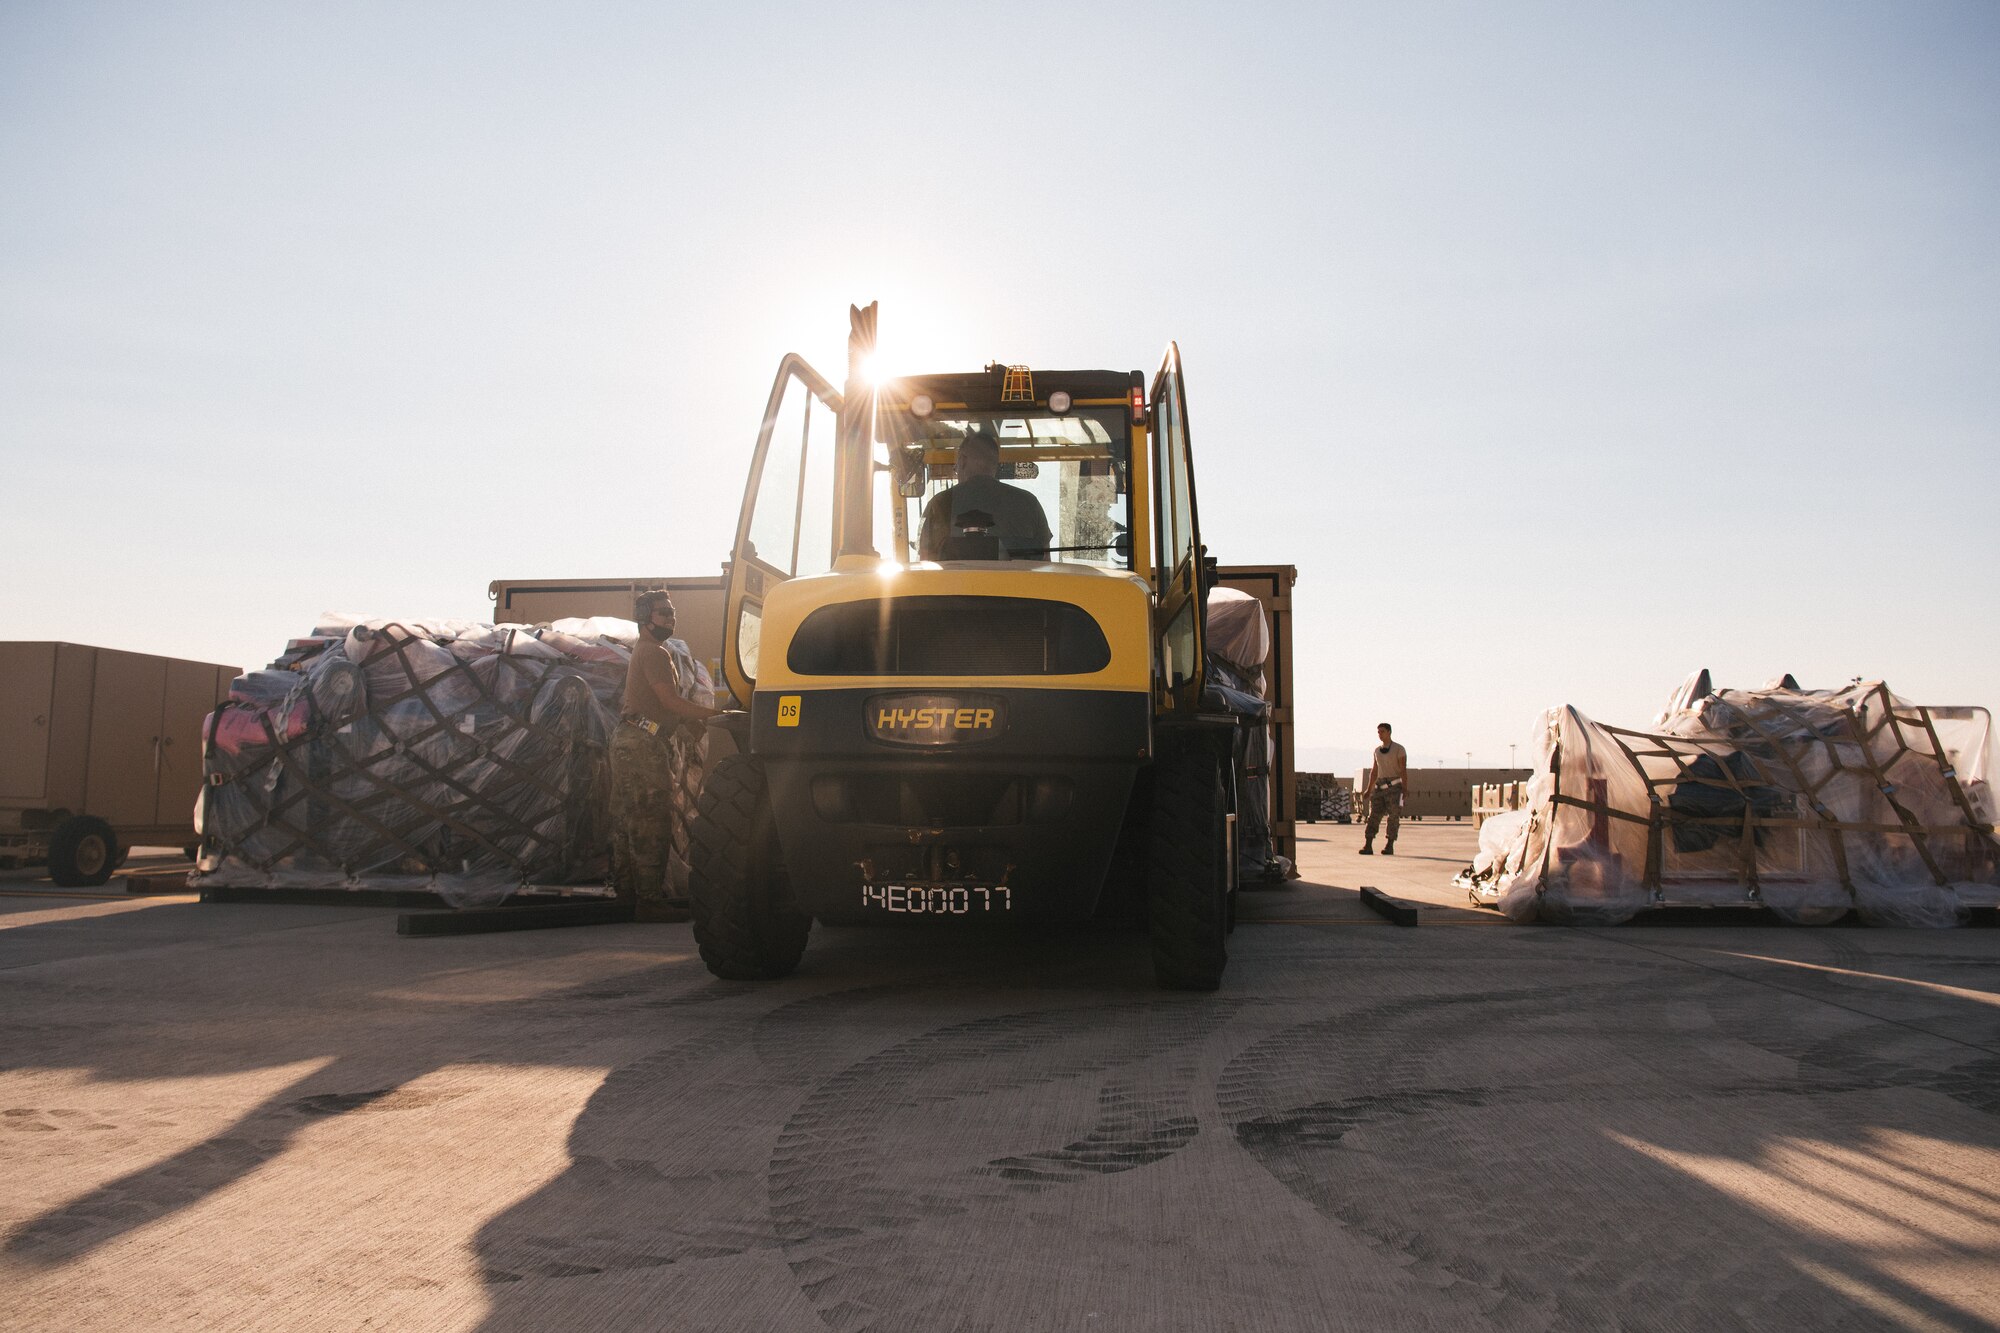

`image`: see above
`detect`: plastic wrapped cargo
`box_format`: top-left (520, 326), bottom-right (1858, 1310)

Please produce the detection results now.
top-left (1205, 586), bottom-right (1271, 679)
top-left (193, 616), bottom-right (714, 907)
top-left (1471, 675), bottom-right (1999, 926)
top-left (1297, 774), bottom-right (1354, 824)
top-left (1203, 587), bottom-right (1296, 882)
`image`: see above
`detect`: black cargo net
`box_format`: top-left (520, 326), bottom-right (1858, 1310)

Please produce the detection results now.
top-left (193, 620), bottom-right (708, 907)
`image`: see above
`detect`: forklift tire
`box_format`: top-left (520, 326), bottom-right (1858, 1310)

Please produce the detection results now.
top-left (49, 816), bottom-right (119, 888)
top-left (1147, 742), bottom-right (1229, 991)
top-left (688, 755), bottom-right (811, 980)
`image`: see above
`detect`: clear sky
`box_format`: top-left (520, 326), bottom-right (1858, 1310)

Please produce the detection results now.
top-left (4, 1), bottom-right (1995, 768)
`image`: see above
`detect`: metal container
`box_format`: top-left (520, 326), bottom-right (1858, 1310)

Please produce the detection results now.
top-left (0, 642), bottom-right (237, 883)
top-left (486, 576), bottom-right (727, 673)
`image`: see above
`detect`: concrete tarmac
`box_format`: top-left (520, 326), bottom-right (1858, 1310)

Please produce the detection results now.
top-left (3, 825), bottom-right (1997, 1330)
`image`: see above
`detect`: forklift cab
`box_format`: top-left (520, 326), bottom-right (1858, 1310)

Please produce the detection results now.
top-left (720, 339), bottom-right (1209, 716)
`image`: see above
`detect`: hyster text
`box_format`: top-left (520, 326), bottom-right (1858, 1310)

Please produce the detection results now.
top-left (874, 706), bottom-right (997, 732)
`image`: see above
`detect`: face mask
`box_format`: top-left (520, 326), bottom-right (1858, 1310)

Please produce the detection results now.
top-left (647, 619), bottom-right (673, 642)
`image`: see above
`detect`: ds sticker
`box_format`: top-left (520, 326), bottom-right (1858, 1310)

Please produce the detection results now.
top-left (776, 695), bottom-right (801, 727)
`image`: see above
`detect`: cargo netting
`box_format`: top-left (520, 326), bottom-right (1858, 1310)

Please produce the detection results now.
top-left (192, 615), bottom-right (714, 907)
top-left (1463, 673), bottom-right (2000, 926)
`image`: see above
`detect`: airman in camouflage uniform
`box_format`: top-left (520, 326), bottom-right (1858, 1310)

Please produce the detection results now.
top-left (611, 591), bottom-right (720, 920)
top-left (1361, 722), bottom-right (1408, 856)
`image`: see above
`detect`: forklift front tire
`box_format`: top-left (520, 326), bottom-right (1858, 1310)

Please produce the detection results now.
top-left (1147, 741), bottom-right (1229, 991)
top-left (689, 755), bottom-right (811, 980)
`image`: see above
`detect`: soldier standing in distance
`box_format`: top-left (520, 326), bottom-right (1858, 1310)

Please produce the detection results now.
top-left (610, 589), bottom-right (721, 920)
top-left (1360, 722), bottom-right (1408, 856)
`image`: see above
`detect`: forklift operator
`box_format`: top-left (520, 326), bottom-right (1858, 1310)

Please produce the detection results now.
top-left (918, 431), bottom-right (1052, 561)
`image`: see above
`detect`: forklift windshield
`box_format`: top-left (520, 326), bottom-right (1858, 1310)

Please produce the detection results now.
top-left (880, 406), bottom-right (1132, 569)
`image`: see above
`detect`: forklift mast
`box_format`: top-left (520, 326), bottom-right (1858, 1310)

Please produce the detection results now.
top-left (833, 301), bottom-right (879, 568)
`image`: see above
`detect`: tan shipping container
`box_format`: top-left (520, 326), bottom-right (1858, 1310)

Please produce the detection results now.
top-left (1357, 765), bottom-right (1534, 821)
top-left (0, 641), bottom-right (237, 883)
top-left (487, 576), bottom-right (727, 673)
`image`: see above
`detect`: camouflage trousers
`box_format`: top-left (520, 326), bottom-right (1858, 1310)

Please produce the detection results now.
top-left (1364, 782), bottom-right (1402, 846)
top-left (609, 723), bottom-right (698, 919)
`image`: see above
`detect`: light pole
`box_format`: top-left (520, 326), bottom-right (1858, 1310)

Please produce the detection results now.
top-left (1510, 743), bottom-right (1517, 770)
top-left (1465, 750), bottom-right (1472, 770)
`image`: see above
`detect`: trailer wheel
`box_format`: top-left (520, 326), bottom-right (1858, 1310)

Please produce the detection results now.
top-left (49, 816), bottom-right (118, 888)
top-left (1147, 741), bottom-right (1229, 991)
top-left (688, 755), bottom-right (811, 980)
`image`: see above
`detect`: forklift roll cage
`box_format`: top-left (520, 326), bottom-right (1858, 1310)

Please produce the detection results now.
top-left (720, 303), bottom-right (1210, 717)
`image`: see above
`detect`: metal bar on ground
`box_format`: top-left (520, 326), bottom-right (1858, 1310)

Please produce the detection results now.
top-left (1359, 885), bottom-right (1420, 927)
top-left (397, 900), bottom-right (636, 936)
top-left (122, 869), bottom-right (196, 895)
top-left (202, 885), bottom-right (455, 909)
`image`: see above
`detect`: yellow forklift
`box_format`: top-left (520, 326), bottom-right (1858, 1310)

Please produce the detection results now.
top-left (689, 304), bottom-right (1241, 989)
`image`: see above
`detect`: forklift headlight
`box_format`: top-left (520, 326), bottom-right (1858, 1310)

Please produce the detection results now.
top-left (910, 393), bottom-right (934, 418)
top-left (1047, 390), bottom-right (1072, 413)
